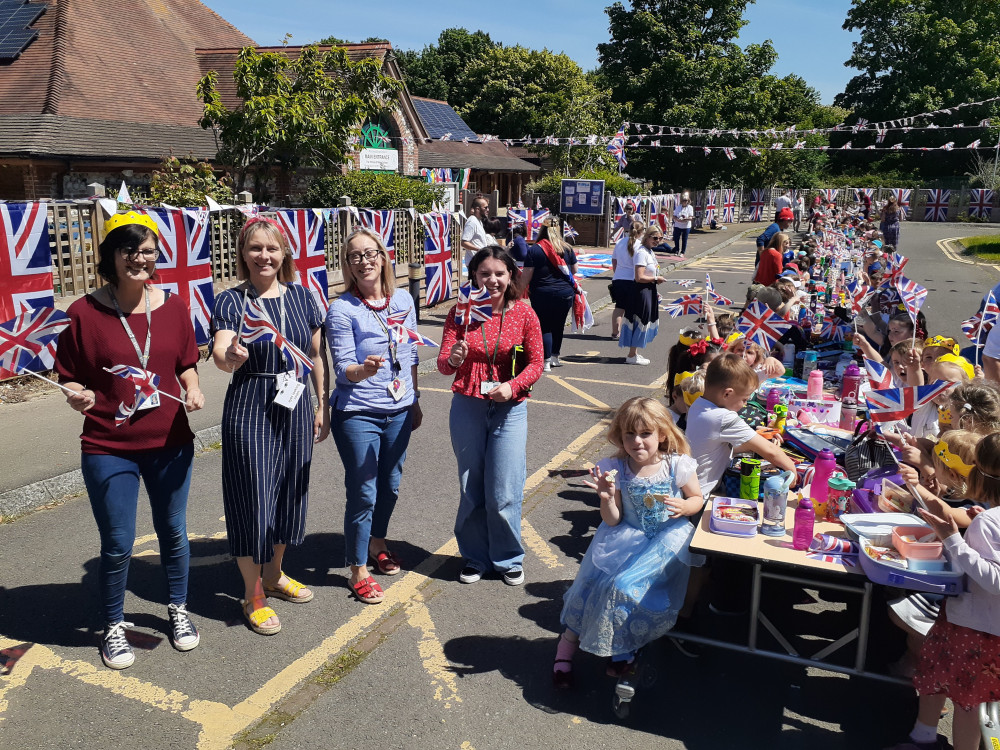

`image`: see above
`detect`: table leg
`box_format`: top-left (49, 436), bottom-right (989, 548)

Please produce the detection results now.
top-left (748, 562), bottom-right (762, 652)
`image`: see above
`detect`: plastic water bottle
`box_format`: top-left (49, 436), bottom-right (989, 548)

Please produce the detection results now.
top-left (782, 343), bottom-right (796, 374)
top-left (841, 363), bottom-right (862, 403)
top-left (807, 369), bottom-right (824, 400)
top-left (793, 496), bottom-right (816, 551)
top-left (839, 398), bottom-right (858, 431)
top-left (766, 388), bottom-right (783, 412)
top-left (809, 448), bottom-right (837, 521)
top-left (801, 350), bottom-right (818, 378)
top-left (835, 351), bottom-right (852, 380)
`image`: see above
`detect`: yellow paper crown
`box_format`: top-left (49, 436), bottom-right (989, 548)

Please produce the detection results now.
top-left (679, 331), bottom-right (700, 347)
top-left (935, 353), bottom-right (974, 380)
top-left (933, 438), bottom-right (975, 477)
top-left (682, 388), bottom-right (703, 407)
top-left (725, 331), bottom-right (745, 348)
top-left (924, 336), bottom-right (959, 355)
top-left (104, 211), bottom-right (158, 237)
top-left (674, 370), bottom-right (697, 386)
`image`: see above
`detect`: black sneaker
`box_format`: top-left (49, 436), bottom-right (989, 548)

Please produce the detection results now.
top-left (167, 603), bottom-right (200, 651)
top-left (101, 621), bottom-right (135, 669)
top-left (459, 566), bottom-right (483, 584)
top-left (502, 569), bottom-right (525, 586)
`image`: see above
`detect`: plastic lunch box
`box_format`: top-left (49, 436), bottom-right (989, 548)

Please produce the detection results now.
top-left (892, 525), bottom-right (944, 560)
top-left (709, 497), bottom-right (758, 538)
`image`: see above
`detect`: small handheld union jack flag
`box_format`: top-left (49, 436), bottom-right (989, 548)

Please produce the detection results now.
top-left (385, 310), bottom-right (438, 347)
top-left (674, 279), bottom-right (696, 288)
top-left (880, 252), bottom-right (908, 290)
top-left (737, 300), bottom-right (791, 351)
top-left (845, 278), bottom-right (869, 314)
top-left (962, 290), bottom-right (1000, 345)
top-left (895, 275), bottom-right (927, 322)
top-left (864, 358), bottom-right (894, 390)
top-left (103, 365), bottom-right (160, 399)
top-left (865, 381), bottom-right (954, 423)
top-left (705, 273), bottom-right (733, 306)
top-left (0, 306), bottom-right (69, 375)
top-left (454, 283), bottom-right (493, 327)
top-left (563, 222), bottom-right (579, 240)
top-left (661, 295), bottom-right (703, 318)
top-left (821, 320), bottom-right (850, 343)
top-left (239, 297), bottom-right (314, 379)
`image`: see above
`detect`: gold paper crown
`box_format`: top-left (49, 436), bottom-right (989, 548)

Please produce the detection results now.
top-left (678, 331), bottom-right (701, 347)
top-left (673, 370), bottom-right (697, 386)
top-left (104, 211), bottom-right (158, 237)
top-left (936, 353), bottom-right (975, 380)
top-left (924, 336), bottom-right (959, 355)
top-left (933, 438), bottom-right (975, 477)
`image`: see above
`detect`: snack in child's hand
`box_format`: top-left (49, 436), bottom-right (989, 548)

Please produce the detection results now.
top-left (605, 469), bottom-right (618, 483)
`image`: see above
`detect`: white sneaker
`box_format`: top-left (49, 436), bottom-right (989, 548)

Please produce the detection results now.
top-left (550, 356), bottom-right (562, 367)
top-left (625, 355), bottom-right (650, 366)
top-left (543, 360), bottom-right (552, 372)
top-left (167, 603), bottom-right (200, 651)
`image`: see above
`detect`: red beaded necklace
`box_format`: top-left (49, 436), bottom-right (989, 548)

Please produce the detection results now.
top-left (357, 292), bottom-right (389, 312)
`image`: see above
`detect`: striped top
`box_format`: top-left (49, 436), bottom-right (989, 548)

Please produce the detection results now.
top-left (327, 288), bottom-right (420, 412)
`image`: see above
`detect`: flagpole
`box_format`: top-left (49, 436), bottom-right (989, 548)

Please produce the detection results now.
top-left (18, 368), bottom-right (78, 396)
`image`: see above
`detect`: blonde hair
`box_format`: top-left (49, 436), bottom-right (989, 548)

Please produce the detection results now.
top-left (642, 225), bottom-right (662, 244)
top-left (742, 340), bottom-right (766, 367)
top-left (341, 228), bottom-right (396, 298)
top-left (537, 220), bottom-right (570, 258)
top-left (968, 433), bottom-right (1000, 508)
top-left (766, 232), bottom-right (789, 250)
top-left (627, 220), bottom-right (645, 256)
top-left (607, 397), bottom-right (690, 459)
top-left (236, 219), bottom-right (298, 283)
top-left (889, 339), bottom-right (920, 360)
top-left (931, 429), bottom-right (981, 495)
top-left (949, 381), bottom-right (1000, 433)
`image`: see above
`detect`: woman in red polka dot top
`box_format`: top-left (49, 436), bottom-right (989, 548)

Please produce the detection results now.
top-left (437, 245), bottom-right (544, 586)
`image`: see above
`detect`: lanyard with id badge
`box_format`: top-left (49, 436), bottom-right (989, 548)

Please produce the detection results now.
top-left (369, 305), bottom-right (407, 402)
top-left (479, 309), bottom-right (506, 396)
top-left (110, 286), bottom-right (159, 411)
top-left (244, 286), bottom-right (305, 410)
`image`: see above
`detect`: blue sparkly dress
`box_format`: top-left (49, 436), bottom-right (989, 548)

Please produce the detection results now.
top-left (560, 453), bottom-right (700, 658)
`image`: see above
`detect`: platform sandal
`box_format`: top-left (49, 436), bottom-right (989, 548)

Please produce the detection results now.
top-left (242, 596), bottom-right (281, 635)
top-left (263, 573), bottom-right (314, 603)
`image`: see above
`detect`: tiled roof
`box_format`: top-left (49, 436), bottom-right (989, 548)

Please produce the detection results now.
top-left (0, 114), bottom-right (217, 159)
top-left (418, 141), bottom-right (539, 173)
top-left (411, 97), bottom-right (480, 142)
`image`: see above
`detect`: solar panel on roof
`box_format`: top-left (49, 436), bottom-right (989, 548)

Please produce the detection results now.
top-left (412, 99), bottom-right (480, 142)
top-left (0, 0), bottom-right (46, 62)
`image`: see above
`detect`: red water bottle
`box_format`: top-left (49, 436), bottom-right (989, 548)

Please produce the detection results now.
top-left (841, 363), bottom-right (861, 403)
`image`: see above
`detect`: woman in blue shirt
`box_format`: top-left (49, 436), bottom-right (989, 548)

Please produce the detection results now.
top-left (327, 228), bottom-right (423, 604)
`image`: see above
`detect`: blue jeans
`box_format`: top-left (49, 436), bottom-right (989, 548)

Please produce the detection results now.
top-left (449, 394), bottom-right (527, 573)
top-left (331, 408), bottom-right (413, 567)
top-left (81, 443), bottom-right (194, 625)
top-left (672, 226), bottom-right (691, 255)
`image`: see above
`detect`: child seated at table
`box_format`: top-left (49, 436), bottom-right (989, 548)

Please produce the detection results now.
top-left (552, 397), bottom-right (704, 687)
top-left (666, 370), bottom-right (704, 431)
top-left (725, 333), bottom-right (784, 383)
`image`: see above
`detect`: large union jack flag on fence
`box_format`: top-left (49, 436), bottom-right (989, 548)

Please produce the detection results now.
top-left (748, 189), bottom-right (768, 222)
top-left (239, 296), bottom-right (314, 379)
top-left (508, 208), bottom-right (550, 241)
top-left (275, 209), bottom-right (328, 313)
top-left (969, 189), bottom-right (995, 220)
top-left (0, 203), bottom-right (54, 361)
top-left (0, 306), bottom-right (68, 379)
top-left (866, 381), bottom-right (954, 422)
top-left (145, 208), bottom-right (214, 345)
top-left (821, 189), bottom-right (839, 203)
top-left (721, 189), bottom-right (737, 224)
top-left (854, 188), bottom-right (874, 202)
top-left (736, 299), bottom-right (791, 351)
top-left (890, 188), bottom-right (911, 219)
top-left (359, 209), bottom-right (396, 264)
top-left (923, 189), bottom-right (951, 222)
top-left (704, 190), bottom-right (717, 224)
top-left (421, 212), bottom-right (453, 306)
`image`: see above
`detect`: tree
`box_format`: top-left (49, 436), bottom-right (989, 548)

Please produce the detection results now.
top-left (456, 46), bottom-right (621, 172)
top-left (395, 28), bottom-right (498, 106)
top-left (198, 44), bottom-right (400, 199)
top-left (303, 171), bottom-right (443, 211)
top-left (833, 1), bottom-right (1000, 180)
top-left (149, 155), bottom-right (232, 207)
top-left (597, 0), bottom-right (828, 188)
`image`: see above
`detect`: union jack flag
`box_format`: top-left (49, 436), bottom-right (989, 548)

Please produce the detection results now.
top-left (821, 320), bottom-right (850, 343)
top-left (275, 209), bottom-right (328, 313)
top-left (855, 188), bottom-right (874, 202)
top-left (961, 290), bottom-right (1000, 345)
top-left (748, 189), bottom-right (767, 221)
top-left (821, 189), bottom-right (838, 203)
top-left (845, 278), bottom-right (870, 314)
top-left (705, 273), bottom-right (733, 305)
top-left (454, 283), bottom-right (493, 326)
top-left (115, 397), bottom-right (140, 428)
top-left (145, 208), bottom-right (214, 345)
top-left (737, 300), bottom-right (791, 351)
top-left (896, 275), bottom-right (927, 320)
top-left (103, 364), bottom-right (160, 399)
top-left (239, 297), bottom-right (314, 379)
top-left (0, 203), bottom-right (54, 376)
top-left (563, 222), bottom-right (579, 240)
top-left (864, 358), bottom-right (894, 390)
top-left (574, 253), bottom-right (613, 279)
top-left (535, 197), bottom-right (543, 210)
top-left (924, 189), bottom-right (951, 222)
top-left (721, 189), bottom-right (737, 223)
top-left (421, 212), bottom-right (453, 306)
top-left (890, 188), bottom-right (911, 219)
top-left (694, 192), bottom-right (704, 229)
top-left (508, 208), bottom-right (550, 241)
top-left (881, 252), bottom-right (909, 290)
top-left (662, 295), bottom-right (703, 318)
top-left (866, 381), bottom-right (954, 423)
top-left (358, 209), bottom-right (396, 264)
top-left (391, 323), bottom-right (438, 348)
top-left (674, 279), bottom-right (696, 288)
top-left (723, 147), bottom-right (736, 160)
top-left (607, 124), bottom-right (627, 169)
top-left (704, 190), bottom-right (717, 224)
top-left (0, 306), bottom-right (69, 378)
top-left (969, 189), bottom-right (995, 220)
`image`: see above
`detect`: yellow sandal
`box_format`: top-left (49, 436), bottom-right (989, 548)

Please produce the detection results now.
top-left (263, 573), bottom-right (314, 603)
top-left (242, 596), bottom-right (281, 635)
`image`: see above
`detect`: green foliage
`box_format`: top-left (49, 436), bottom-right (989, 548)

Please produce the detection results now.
top-left (395, 28), bottom-right (498, 105)
top-left (526, 167), bottom-right (639, 197)
top-left (958, 235), bottom-right (1000, 259)
top-left (597, 0), bottom-right (830, 188)
top-left (149, 155), bottom-right (232, 207)
top-left (303, 171), bottom-right (443, 211)
top-left (198, 44), bottom-right (401, 200)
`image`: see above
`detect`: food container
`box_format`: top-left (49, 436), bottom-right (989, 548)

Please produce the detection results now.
top-left (892, 525), bottom-right (944, 560)
top-left (858, 534), bottom-right (964, 595)
top-left (907, 557), bottom-right (950, 572)
top-left (841, 512), bottom-right (923, 546)
top-left (710, 497), bottom-right (759, 538)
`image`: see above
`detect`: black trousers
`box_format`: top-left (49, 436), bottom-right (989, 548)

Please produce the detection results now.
top-left (531, 292), bottom-right (574, 359)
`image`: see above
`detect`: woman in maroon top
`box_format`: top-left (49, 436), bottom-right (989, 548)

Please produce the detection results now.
top-left (56, 212), bottom-right (204, 670)
top-left (437, 245), bottom-right (543, 586)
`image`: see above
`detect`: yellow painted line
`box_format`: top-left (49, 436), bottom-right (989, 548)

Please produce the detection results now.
top-left (133, 550), bottom-right (231, 567)
top-left (564, 376), bottom-right (659, 389)
top-left (520, 518), bottom-right (563, 569)
top-left (133, 530), bottom-right (227, 550)
top-left (547, 375), bottom-right (610, 410)
top-left (937, 237), bottom-right (974, 264)
top-left (461, 742), bottom-right (477, 750)
top-left (648, 372), bottom-right (669, 390)
top-left (406, 595), bottom-right (462, 708)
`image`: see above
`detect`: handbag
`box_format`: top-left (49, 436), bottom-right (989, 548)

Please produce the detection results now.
top-left (844, 421), bottom-right (895, 482)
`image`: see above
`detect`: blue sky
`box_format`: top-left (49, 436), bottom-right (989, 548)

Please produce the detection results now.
top-left (203, 0), bottom-right (857, 105)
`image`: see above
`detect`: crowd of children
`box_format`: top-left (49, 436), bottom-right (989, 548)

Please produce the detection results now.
top-left (552, 195), bottom-right (1000, 750)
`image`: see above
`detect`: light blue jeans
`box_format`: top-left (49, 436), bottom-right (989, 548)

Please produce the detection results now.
top-left (449, 394), bottom-right (527, 574)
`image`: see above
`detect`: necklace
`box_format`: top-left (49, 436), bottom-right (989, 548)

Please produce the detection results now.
top-left (358, 293), bottom-right (389, 312)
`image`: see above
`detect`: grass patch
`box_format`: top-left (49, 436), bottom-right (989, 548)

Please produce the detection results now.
top-left (958, 235), bottom-right (1000, 260)
top-left (232, 710), bottom-right (298, 749)
top-left (313, 647), bottom-right (367, 686)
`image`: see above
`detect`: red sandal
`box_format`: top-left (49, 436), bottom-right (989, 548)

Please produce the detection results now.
top-left (348, 576), bottom-right (384, 604)
top-left (370, 550), bottom-right (402, 576)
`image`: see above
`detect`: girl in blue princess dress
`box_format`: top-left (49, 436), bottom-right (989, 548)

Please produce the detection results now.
top-left (553, 397), bottom-right (704, 687)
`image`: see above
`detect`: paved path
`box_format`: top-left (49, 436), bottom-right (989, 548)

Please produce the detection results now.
top-left (0, 221), bottom-right (992, 750)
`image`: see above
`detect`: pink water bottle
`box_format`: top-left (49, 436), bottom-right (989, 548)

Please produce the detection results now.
top-left (809, 447), bottom-right (837, 521)
top-left (841, 363), bottom-right (861, 403)
top-left (793, 497), bottom-right (816, 551)
top-left (766, 388), bottom-right (782, 412)
top-left (807, 369), bottom-right (824, 400)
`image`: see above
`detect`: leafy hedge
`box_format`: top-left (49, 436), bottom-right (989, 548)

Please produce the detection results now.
top-left (303, 171), bottom-right (444, 211)
top-left (526, 167), bottom-right (639, 198)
